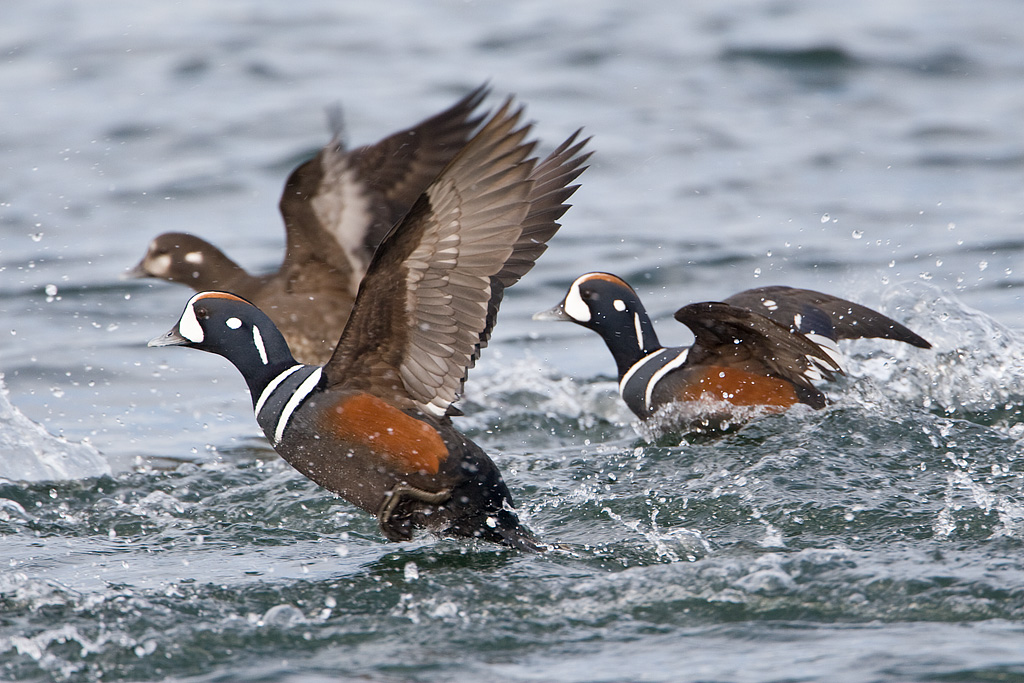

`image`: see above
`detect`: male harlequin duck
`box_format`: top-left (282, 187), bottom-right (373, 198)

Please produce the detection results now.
top-left (149, 100), bottom-right (590, 549)
top-left (535, 272), bottom-right (931, 420)
top-left (128, 85), bottom-right (489, 365)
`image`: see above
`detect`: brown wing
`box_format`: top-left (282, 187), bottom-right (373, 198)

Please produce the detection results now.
top-left (277, 84), bottom-right (489, 296)
top-left (323, 99), bottom-right (588, 418)
top-left (348, 84), bottom-right (491, 246)
top-left (465, 130), bottom-right (591, 386)
top-left (724, 286), bottom-right (932, 348)
top-left (674, 301), bottom-right (846, 407)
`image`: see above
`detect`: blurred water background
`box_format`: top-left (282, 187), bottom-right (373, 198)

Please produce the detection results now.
top-left (3, 1), bottom-right (1024, 681)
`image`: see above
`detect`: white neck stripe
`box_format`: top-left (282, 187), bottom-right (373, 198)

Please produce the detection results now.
top-left (645, 348), bottom-right (689, 412)
top-left (274, 367), bottom-right (322, 445)
top-left (254, 364), bottom-right (304, 418)
top-left (618, 348), bottom-right (665, 394)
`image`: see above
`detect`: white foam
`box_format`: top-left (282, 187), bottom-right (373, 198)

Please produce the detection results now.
top-left (0, 376), bottom-right (110, 482)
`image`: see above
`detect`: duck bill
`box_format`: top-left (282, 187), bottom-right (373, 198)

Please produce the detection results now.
top-left (532, 302), bottom-right (572, 322)
top-left (148, 326), bottom-right (191, 348)
top-left (121, 260), bottom-right (152, 281)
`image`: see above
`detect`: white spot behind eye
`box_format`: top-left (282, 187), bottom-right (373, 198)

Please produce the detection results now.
top-left (613, 299), bottom-right (626, 312)
top-left (225, 317), bottom-right (242, 329)
top-left (185, 251), bottom-right (204, 264)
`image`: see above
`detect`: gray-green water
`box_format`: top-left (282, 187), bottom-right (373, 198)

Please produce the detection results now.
top-left (3, 1), bottom-right (1024, 681)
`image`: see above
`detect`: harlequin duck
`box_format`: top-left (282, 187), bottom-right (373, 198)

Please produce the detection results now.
top-left (149, 100), bottom-right (590, 549)
top-left (128, 85), bottom-right (489, 365)
top-left (534, 273), bottom-right (931, 420)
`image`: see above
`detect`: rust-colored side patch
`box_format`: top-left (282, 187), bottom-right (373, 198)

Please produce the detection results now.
top-left (325, 393), bottom-right (448, 475)
top-left (679, 367), bottom-right (800, 408)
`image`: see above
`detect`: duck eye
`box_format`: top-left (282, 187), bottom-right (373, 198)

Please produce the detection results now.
top-left (194, 306), bottom-right (211, 321)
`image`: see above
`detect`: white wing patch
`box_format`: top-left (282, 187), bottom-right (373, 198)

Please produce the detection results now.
top-left (802, 332), bottom-right (843, 380)
top-left (311, 154), bottom-right (373, 296)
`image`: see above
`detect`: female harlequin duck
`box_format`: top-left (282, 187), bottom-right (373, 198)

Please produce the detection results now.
top-left (129, 85), bottom-right (489, 365)
top-left (535, 272), bottom-right (931, 420)
top-left (149, 99), bottom-right (590, 549)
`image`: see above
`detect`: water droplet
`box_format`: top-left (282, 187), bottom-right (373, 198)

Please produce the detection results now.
top-left (979, 261), bottom-right (989, 272)
top-left (29, 232), bottom-right (43, 242)
top-left (753, 267), bottom-right (762, 278)
top-left (50, 386), bottom-right (65, 398)
top-left (820, 213), bottom-right (830, 223)
top-left (851, 230), bottom-right (863, 239)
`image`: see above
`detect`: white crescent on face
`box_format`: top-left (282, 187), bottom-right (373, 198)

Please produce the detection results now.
top-left (178, 302), bottom-right (205, 343)
top-left (562, 278), bottom-right (592, 322)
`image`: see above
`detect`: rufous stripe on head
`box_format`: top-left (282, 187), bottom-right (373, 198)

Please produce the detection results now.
top-left (195, 291), bottom-right (250, 304)
top-left (576, 272), bottom-right (634, 292)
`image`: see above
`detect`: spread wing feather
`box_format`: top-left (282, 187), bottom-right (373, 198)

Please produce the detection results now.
top-left (723, 286), bottom-right (931, 348)
top-left (277, 85), bottom-right (489, 295)
top-left (674, 301), bottom-right (845, 407)
top-left (324, 99), bottom-right (589, 418)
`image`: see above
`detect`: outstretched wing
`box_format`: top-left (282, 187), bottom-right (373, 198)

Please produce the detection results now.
top-left (324, 99), bottom-right (588, 418)
top-left (674, 301), bottom-right (846, 408)
top-left (724, 286), bottom-right (931, 348)
top-left (277, 85), bottom-right (489, 295)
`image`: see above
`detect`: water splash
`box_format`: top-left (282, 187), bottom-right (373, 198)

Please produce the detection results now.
top-left (0, 376), bottom-right (110, 482)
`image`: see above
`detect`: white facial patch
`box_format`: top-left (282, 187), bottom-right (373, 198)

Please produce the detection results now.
top-left (252, 327), bottom-right (270, 366)
top-left (178, 301), bottom-right (205, 343)
top-left (184, 251), bottom-right (204, 264)
top-left (562, 279), bottom-right (592, 322)
top-left (613, 299), bottom-right (626, 312)
top-left (225, 317), bottom-right (242, 329)
top-left (149, 253), bottom-right (172, 276)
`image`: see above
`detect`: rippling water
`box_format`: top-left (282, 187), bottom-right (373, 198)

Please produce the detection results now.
top-left (3, 1), bottom-right (1024, 681)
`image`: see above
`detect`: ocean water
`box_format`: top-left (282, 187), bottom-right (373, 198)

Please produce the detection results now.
top-left (3, 1), bottom-right (1024, 681)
